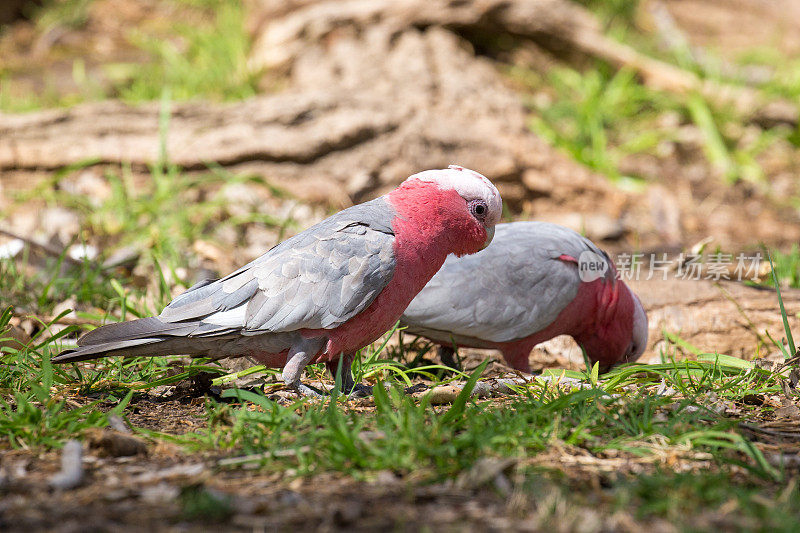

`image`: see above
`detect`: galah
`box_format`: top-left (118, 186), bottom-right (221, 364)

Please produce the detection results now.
top-left (53, 166), bottom-right (502, 396)
top-left (400, 222), bottom-right (648, 373)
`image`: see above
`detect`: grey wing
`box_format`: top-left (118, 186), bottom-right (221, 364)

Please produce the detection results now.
top-left (401, 222), bottom-right (609, 343)
top-left (159, 198), bottom-right (397, 335)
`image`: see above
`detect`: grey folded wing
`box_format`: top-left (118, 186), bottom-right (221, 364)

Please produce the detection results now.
top-left (157, 198), bottom-right (398, 336)
top-left (401, 221), bottom-right (612, 343)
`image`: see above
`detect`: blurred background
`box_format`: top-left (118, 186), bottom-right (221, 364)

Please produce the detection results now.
top-left (1, 0), bottom-right (800, 366)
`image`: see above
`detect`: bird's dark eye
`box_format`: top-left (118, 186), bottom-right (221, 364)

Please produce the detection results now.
top-left (470, 200), bottom-right (488, 219)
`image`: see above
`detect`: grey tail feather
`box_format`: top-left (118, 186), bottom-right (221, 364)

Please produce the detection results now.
top-left (77, 317), bottom-right (197, 347)
top-left (52, 335), bottom-right (215, 363)
top-left (53, 338), bottom-right (165, 363)
top-left (53, 316), bottom-right (204, 364)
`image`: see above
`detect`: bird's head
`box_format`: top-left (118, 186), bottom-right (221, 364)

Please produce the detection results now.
top-left (576, 280), bottom-right (648, 372)
top-left (390, 165), bottom-right (502, 256)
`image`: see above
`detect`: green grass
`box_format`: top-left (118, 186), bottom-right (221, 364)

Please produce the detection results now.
top-left (736, 47), bottom-right (800, 105)
top-left (512, 0), bottom-right (800, 192)
top-left (16, 163), bottom-right (290, 272)
top-left (4, 303), bottom-right (798, 527)
top-left (109, 0), bottom-right (259, 103)
top-left (522, 65), bottom-right (668, 186)
top-left (515, 63), bottom-right (781, 187)
top-left (3, 94), bottom-right (297, 317)
top-left (768, 244), bottom-right (800, 289)
top-left (0, 307), bottom-right (128, 448)
top-left (33, 0), bottom-right (94, 32)
top-left (183, 359), bottom-right (782, 481)
top-left (0, 249), bottom-right (117, 317)
top-left (0, 0), bottom-right (258, 112)
top-left (2, 165), bottom-right (293, 323)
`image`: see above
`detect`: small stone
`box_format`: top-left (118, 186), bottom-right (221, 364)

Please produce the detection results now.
top-left (0, 238), bottom-right (24, 259)
top-left (774, 404), bottom-right (800, 419)
top-left (102, 246), bottom-right (141, 270)
top-left (333, 501), bottom-right (363, 526)
top-left (0, 324), bottom-right (32, 351)
top-left (427, 384), bottom-right (461, 405)
top-left (60, 169), bottom-right (112, 205)
top-left (52, 298), bottom-right (78, 320)
top-left (456, 457), bottom-right (517, 489)
top-left (40, 207), bottom-right (80, 246)
top-left (140, 482), bottom-right (180, 503)
top-left (67, 243), bottom-right (98, 262)
top-left (86, 428), bottom-right (148, 457)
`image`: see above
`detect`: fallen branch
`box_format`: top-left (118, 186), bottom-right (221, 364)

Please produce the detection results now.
top-left (423, 375), bottom-right (541, 405)
top-left (0, 228), bottom-right (86, 267)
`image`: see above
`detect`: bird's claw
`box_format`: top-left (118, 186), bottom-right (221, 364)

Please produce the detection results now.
top-left (438, 346), bottom-right (461, 371)
top-left (347, 383), bottom-right (374, 398)
top-left (291, 382), bottom-right (374, 399)
top-left (292, 383), bottom-right (326, 398)
top-left (404, 383), bottom-right (428, 395)
top-left (348, 382), bottom-right (427, 398)
top-left (292, 380), bottom-right (423, 400)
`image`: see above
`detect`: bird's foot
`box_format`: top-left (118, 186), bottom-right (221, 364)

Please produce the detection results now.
top-left (438, 346), bottom-right (461, 372)
top-left (346, 382), bottom-right (428, 398)
top-left (291, 382), bottom-right (326, 398)
top-left (346, 383), bottom-right (373, 399)
top-left (291, 380), bottom-right (421, 400)
top-left (289, 381), bottom-right (374, 399)
top-left (404, 383), bottom-right (428, 395)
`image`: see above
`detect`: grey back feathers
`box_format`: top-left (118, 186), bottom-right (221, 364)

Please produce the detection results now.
top-left (159, 197), bottom-right (397, 333)
top-left (400, 222), bottom-right (614, 343)
top-left (54, 198), bottom-right (398, 363)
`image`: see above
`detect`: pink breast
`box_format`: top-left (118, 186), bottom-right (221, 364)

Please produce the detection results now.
top-left (307, 182), bottom-right (485, 361)
top-left (308, 220), bottom-right (451, 361)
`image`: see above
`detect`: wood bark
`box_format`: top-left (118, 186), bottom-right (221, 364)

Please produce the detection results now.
top-left (1, 2), bottom-right (630, 229)
top-left (630, 278), bottom-right (800, 361)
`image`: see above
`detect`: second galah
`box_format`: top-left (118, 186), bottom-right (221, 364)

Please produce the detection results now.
top-left (400, 222), bottom-right (648, 372)
top-left (53, 166), bottom-right (502, 395)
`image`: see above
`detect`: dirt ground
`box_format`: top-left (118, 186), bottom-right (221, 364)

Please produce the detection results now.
top-left (3, 380), bottom-right (799, 532)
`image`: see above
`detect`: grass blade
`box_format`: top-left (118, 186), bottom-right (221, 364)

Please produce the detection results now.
top-left (767, 249), bottom-right (796, 358)
top-left (439, 359), bottom-right (489, 424)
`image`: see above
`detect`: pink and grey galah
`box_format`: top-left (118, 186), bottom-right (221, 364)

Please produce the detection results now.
top-left (53, 166), bottom-right (502, 396)
top-left (400, 221), bottom-right (648, 373)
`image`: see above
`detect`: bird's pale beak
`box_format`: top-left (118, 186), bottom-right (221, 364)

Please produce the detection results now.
top-left (482, 226), bottom-right (495, 249)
